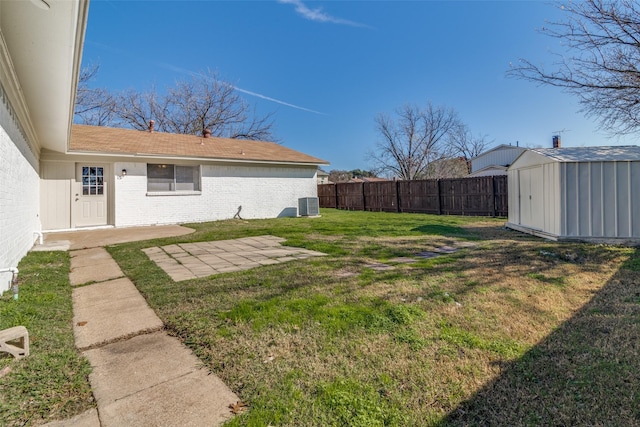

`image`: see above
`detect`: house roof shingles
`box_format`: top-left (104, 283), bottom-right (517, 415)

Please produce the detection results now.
top-left (70, 125), bottom-right (329, 165)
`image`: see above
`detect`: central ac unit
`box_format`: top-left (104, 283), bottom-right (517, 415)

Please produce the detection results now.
top-left (298, 197), bottom-right (319, 216)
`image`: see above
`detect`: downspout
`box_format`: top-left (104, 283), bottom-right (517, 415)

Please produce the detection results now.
top-left (34, 231), bottom-right (43, 245)
top-left (0, 267), bottom-right (19, 299)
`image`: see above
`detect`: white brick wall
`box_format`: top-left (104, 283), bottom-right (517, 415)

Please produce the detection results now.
top-left (0, 95), bottom-right (41, 294)
top-left (114, 162), bottom-right (318, 227)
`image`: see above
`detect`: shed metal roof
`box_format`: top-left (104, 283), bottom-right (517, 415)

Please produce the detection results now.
top-left (532, 146), bottom-right (640, 162)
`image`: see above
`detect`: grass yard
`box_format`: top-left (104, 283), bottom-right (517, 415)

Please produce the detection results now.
top-left (0, 251), bottom-right (94, 426)
top-left (107, 209), bottom-right (640, 426)
top-left (2, 209), bottom-right (637, 426)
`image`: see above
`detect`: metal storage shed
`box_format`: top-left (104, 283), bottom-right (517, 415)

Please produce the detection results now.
top-left (506, 146), bottom-right (640, 243)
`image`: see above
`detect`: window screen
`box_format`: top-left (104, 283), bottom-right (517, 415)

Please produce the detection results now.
top-left (147, 164), bottom-right (200, 192)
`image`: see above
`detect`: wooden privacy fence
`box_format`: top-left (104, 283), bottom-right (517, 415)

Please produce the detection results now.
top-left (318, 175), bottom-right (508, 217)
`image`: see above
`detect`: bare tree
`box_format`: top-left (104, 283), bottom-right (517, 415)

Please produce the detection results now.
top-left (509, 0), bottom-right (640, 136)
top-left (328, 170), bottom-right (352, 183)
top-left (115, 70), bottom-right (276, 140)
top-left (369, 103), bottom-right (461, 180)
top-left (114, 86), bottom-right (167, 131)
top-left (423, 157), bottom-right (470, 179)
top-left (75, 68), bottom-right (277, 141)
top-left (447, 124), bottom-right (491, 160)
top-left (74, 64), bottom-right (116, 125)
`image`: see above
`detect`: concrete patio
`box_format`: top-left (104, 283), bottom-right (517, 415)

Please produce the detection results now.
top-left (143, 235), bottom-right (327, 281)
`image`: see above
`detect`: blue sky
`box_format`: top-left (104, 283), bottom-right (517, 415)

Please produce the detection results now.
top-left (81, 0), bottom-right (640, 171)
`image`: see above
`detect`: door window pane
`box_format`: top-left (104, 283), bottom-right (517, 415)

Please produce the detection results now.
top-left (82, 166), bottom-right (104, 196)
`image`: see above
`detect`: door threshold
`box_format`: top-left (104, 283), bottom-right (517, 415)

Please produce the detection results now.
top-left (43, 225), bottom-right (115, 234)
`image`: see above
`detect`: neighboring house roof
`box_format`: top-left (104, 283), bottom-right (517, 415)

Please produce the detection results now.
top-left (470, 144), bottom-right (527, 174)
top-left (468, 165), bottom-right (507, 177)
top-left (70, 125), bottom-right (329, 165)
top-left (348, 177), bottom-right (388, 183)
top-left (530, 146), bottom-right (640, 162)
top-left (470, 144), bottom-right (525, 162)
top-left (317, 169), bottom-right (330, 176)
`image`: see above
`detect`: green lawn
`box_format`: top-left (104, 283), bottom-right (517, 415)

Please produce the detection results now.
top-left (0, 251), bottom-right (94, 426)
top-left (107, 209), bottom-right (640, 426)
top-left (1, 209), bottom-right (638, 426)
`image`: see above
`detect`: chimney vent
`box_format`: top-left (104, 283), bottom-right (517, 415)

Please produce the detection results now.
top-left (149, 120), bottom-right (155, 133)
top-left (552, 135), bottom-right (561, 148)
top-left (203, 129), bottom-right (212, 138)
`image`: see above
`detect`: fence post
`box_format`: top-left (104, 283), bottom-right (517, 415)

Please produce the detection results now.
top-left (436, 179), bottom-right (442, 215)
top-left (362, 182), bottom-right (366, 211)
top-left (490, 176), bottom-right (496, 217)
top-left (396, 180), bottom-right (401, 212)
top-left (334, 183), bottom-right (339, 209)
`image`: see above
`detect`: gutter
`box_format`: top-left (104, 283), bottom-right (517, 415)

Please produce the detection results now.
top-left (60, 150), bottom-right (330, 167)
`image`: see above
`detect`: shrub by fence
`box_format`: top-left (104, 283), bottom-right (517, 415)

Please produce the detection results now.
top-left (318, 175), bottom-right (508, 217)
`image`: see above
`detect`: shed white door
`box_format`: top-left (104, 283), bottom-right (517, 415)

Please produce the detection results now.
top-left (519, 167), bottom-right (544, 230)
top-left (72, 165), bottom-right (107, 227)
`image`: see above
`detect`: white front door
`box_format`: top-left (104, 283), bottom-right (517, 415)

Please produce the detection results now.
top-left (73, 165), bottom-right (107, 227)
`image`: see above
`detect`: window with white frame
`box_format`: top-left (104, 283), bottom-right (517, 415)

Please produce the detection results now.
top-left (147, 164), bottom-right (201, 192)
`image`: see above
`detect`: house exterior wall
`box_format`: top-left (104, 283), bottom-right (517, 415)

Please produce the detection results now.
top-left (113, 162), bottom-right (318, 227)
top-left (560, 161), bottom-right (640, 239)
top-left (471, 146), bottom-right (526, 173)
top-left (0, 91), bottom-right (41, 293)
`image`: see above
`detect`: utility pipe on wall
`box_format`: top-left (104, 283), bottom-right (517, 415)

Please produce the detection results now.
top-left (0, 267), bottom-right (19, 300)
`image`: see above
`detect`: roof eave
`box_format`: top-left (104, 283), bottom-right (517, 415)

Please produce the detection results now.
top-left (66, 149), bottom-right (329, 166)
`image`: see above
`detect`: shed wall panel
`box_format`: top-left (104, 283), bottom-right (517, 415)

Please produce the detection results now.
top-left (602, 162), bottom-right (617, 237)
top-left (564, 163), bottom-right (578, 237)
top-left (507, 168), bottom-right (519, 225)
top-left (632, 162), bottom-right (640, 236)
top-left (589, 163), bottom-right (603, 237)
top-left (544, 162), bottom-right (561, 236)
top-left (616, 163), bottom-right (630, 237)
top-left (578, 163), bottom-right (591, 236)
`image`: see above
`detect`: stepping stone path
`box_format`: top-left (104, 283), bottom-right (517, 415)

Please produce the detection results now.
top-left (365, 242), bottom-right (478, 271)
top-left (364, 242), bottom-right (476, 271)
top-left (414, 242), bottom-right (477, 260)
top-left (144, 235), bottom-right (327, 281)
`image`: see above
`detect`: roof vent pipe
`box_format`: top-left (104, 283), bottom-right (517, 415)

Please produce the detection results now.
top-left (149, 120), bottom-right (155, 133)
top-left (553, 135), bottom-right (561, 148)
top-left (203, 129), bottom-right (212, 138)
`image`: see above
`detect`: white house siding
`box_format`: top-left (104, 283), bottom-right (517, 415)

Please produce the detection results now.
top-left (0, 92), bottom-right (41, 293)
top-left (561, 161), bottom-right (640, 238)
top-left (114, 162), bottom-right (318, 227)
top-left (471, 145), bottom-right (526, 173)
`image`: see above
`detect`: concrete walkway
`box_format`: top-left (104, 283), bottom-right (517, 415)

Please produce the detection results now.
top-left (42, 226), bottom-right (239, 427)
